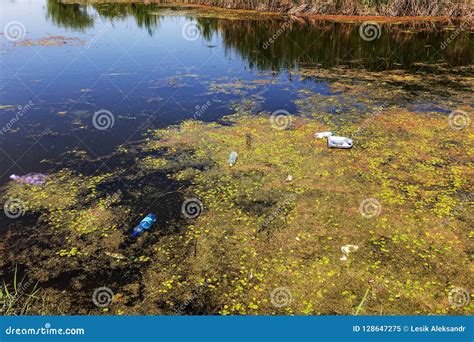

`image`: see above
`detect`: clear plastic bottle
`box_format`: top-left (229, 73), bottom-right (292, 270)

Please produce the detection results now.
top-left (228, 151), bottom-right (238, 166)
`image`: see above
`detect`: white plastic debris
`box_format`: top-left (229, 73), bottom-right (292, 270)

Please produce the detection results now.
top-left (285, 175), bottom-right (293, 182)
top-left (340, 244), bottom-right (359, 261)
top-left (314, 131), bottom-right (333, 139)
top-left (314, 131), bottom-right (353, 149)
top-left (105, 252), bottom-right (126, 260)
top-left (228, 151), bottom-right (238, 166)
top-left (328, 136), bottom-right (353, 149)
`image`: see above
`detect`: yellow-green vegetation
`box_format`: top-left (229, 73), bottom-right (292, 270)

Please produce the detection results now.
top-left (135, 107), bottom-right (472, 315)
top-left (2, 92), bottom-right (472, 316)
top-left (3, 170), bottom-right (131, 288)
top-left (5, 170), bottom-right (126, 236)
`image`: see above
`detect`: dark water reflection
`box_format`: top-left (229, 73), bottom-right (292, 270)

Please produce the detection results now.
top-left (49, 0), bottom-right (473, 70)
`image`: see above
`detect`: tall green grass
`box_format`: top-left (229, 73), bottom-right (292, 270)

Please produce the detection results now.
top-left (0, 266), bottom-right (41, 315)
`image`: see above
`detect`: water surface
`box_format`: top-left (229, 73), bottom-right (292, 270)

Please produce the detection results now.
top-left (0, 0), bottom-right (472, 184)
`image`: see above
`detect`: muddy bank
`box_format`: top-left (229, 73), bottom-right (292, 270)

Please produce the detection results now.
top-left (60, 0), bottom-right (473, 18)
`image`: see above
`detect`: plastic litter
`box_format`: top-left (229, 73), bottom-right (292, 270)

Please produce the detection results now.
top-left (314, 131), bottom-right (333, 139)
top-left (105, 252), bottom-right (126, 260)
top-left (228, 151), bottom-right (238, 166)
top-left (340, 244), bottom-right (359, 261)
top-left (9, 173), bottom-right (47, 185)
top-left (328, 136), bottom-right (353, 149)
top-left (132, 213), bottom-right (157, 237)
top-left (285, 175), bottom-right (293, 182)
top-left (314, 131), bottom-right (353, 149)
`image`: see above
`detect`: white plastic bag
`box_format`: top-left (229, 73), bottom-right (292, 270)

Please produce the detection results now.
top-left (340, 244), bottom-right (359, 261)
top-left (314, 131), bottom-right (333, 139)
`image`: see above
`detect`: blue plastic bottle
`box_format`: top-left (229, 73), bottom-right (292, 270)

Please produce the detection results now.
top-left (132, 213), bottom-right (156, 237)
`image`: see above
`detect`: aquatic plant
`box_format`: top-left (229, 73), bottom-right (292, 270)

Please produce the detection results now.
top-left (1, 68), bottom-right (472, 315)
top-left (136, 104), bottom-right (472, 315)
top-left (0, 266), bottom-right (41, 315)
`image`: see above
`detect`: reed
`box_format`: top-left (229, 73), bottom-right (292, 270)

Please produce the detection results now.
top-left (74, 0), bottom-right (471, 16)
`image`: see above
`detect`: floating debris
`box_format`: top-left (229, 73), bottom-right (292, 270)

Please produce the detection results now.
top-left (314, 131), bottom-right (353, 149)
top-left (105, 252), bottom-right (126, 261)
top-left (16, 36), bottom-right (85, 47)
top-left (132, 213), bottom-right (157, 237)
top-left (10, 173), bottom-right (47, 185)
top-left (228, 151), bottom-right (238, 166)
top-left (314, 131), bottom-right (333, 139)
top-left (340, 244), bottom-right (359, 261)
top-left (328, 136), bottom-right (353, 149)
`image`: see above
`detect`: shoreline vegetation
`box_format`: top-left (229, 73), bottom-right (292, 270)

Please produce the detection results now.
top-left (59, 0), bottom-right (474, 19)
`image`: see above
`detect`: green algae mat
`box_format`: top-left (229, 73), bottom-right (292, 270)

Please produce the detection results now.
top-left (3, 105), bottom-right (472, 315)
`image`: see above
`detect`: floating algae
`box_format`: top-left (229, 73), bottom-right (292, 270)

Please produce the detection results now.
top-left (2, 107), bottom-right (472, 315)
